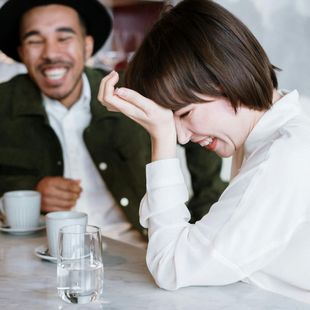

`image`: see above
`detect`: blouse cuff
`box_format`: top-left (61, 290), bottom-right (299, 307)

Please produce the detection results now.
top-left (146, 158), bottom-right (186, 190)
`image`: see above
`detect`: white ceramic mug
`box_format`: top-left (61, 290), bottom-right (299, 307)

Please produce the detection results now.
top-left (0, 190), bottom-right (41, 229)
top-left (46, 211), bottom-right (88, 257)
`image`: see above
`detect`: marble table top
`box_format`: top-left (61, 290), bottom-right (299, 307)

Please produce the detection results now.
top-left (0, 230), bottom-right (309, 310)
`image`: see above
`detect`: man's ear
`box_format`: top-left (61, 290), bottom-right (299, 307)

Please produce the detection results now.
top-left (84, 36), bottom-right (94, 60)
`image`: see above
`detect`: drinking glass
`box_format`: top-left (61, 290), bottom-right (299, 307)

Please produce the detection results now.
top-left (57, 225), bottom-right (104, 304)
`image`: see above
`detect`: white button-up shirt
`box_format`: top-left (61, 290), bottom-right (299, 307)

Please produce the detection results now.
top-left (43, 74), bottom-right (145, 247)
top-left (140, 90), bottom-right (310, 303)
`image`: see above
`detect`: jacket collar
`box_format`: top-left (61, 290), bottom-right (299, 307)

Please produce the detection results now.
top-left (12, 74), bottom-right (46, 117)
top-left (85, 67), bottom-right (121, 121)
top-left (12, 67), bottom-right (121, 121)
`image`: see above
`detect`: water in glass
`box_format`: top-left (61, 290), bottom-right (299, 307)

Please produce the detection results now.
top-left (57, 259), bottom-right (103, 304)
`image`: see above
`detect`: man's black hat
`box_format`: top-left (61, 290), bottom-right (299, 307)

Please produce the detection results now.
top-left (0, 0), bottom-right (112, 62)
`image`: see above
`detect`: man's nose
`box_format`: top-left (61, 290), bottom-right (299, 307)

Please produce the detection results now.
top-left (41, 40), bottom-right (61, 59)
top-left (174, 116), bottom-right (191, 145)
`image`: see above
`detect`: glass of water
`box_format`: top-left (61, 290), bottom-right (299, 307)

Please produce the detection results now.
top-left (57, 225), bottom-right (104, 304)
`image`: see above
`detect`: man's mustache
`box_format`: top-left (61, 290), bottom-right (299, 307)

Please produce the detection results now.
top-left (38, 58), bottom-right (72, 68)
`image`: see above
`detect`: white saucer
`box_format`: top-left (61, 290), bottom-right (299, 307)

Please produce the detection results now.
top-left (34, 242), bottom-right (107, 263)
top-left (34, 245), bottom-right (57, 263)
top-left (0, 218), bottom-right (46, 235)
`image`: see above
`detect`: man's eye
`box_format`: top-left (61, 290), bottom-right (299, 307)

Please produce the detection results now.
top-left (26, 40), bottom-right (43, 45)
top-left (59, 36), bottom-right (72, 42)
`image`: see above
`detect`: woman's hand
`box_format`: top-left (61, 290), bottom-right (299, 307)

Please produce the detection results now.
top-left (98, 71), bottom-right (177, 161)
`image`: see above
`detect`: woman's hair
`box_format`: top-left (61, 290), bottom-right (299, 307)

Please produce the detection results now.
top-left (125, 0), bottom-right (278, 111)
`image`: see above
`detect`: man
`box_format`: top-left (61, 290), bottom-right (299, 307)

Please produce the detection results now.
top-left (0, 0), bottom-right (227, 246)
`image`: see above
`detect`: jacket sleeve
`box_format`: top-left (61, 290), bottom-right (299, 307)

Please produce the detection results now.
top-left (0, 146), bottom-right (48, 196)
top-left (182, 142), bottom-right (228, 222)
top-left (0, 75), bottom-right (62, 197)
top-left (0, 175), bottom-right (41, 196)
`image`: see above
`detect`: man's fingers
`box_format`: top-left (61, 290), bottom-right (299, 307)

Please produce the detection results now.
top-left (37, 176), bottom-right (81, 193)
top-left (53, 178), bottom-right (82, 194)
top-left (41, 193), bottom-right (77, 213)
top-left (47, 187), bottom-right (80, 202)
top-left (36, 177), bottom-right (82, 214)
top-left (42, 195), bottom-right (77, 208)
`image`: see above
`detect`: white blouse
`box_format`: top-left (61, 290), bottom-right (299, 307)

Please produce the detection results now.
top-left (140, 90), bottom-right (310, 304)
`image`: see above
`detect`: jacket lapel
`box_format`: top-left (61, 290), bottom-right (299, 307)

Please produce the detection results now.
top-left (85, 67), bottom-right (122, 122)
top-left (11, 74), bottom-right (46, 118)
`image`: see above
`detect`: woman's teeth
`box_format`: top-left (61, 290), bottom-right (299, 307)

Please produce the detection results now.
top-left (200, 137), bottom-right (213, 147)
top-left (44, 68), bottom-right (66, 80)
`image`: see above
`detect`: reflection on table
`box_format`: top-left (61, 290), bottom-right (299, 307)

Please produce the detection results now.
top-left (0, 231), bottom-right (309, 309)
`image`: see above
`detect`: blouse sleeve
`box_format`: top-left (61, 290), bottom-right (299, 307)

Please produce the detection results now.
top-left (140, 140), bottom-right (309, 290)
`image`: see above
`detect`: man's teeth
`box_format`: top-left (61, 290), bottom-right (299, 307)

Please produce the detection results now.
top-left (44, 68), bottom-right (66, 80)
top-left (200, 137), bottom-right (213, 147)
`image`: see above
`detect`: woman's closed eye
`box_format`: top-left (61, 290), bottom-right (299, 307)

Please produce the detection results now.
top-left (178, 110), bottom-right (192, 119)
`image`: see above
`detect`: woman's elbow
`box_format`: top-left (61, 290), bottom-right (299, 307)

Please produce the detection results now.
top-left (146, 254), bottom-right (181, 291)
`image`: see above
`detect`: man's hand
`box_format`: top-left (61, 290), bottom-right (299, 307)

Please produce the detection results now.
top-left (36, 177), bottom-right (82, 213)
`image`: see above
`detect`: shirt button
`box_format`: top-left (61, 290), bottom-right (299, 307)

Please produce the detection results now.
top-left (99, 162), bottom-right (108, 171)
top-left (142, 229), bottom-right (148, 236)
top-left (120, 197), bottom-right (129, 207)
top-left (57, 161), bottom-right (62, 166)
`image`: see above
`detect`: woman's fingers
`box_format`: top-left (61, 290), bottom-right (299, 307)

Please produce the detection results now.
top-left (98, 71), bottom-right (155, 113)
top-left (97, 71), bottom-right (175, 143)
top-left (97, 71), bottom-right (139, 115)
top-left (114, 87), bottom-right (154, 112)
top-left (97, 71), bottom-right (118, 101)
top-left (97, 71), bottom-right (121, 112)
top-left (98, 71), bottom-right (148, 119)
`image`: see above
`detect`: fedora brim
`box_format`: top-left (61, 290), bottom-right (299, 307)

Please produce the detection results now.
top-left (0, 0), bottom-right (112, 62)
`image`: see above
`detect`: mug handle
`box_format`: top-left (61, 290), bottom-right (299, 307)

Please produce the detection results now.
top-left (0, 197), bottom-right (5, 222)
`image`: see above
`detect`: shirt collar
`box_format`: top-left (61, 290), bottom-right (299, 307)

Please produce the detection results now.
top-left (244, 90), bottom-right (301, 156)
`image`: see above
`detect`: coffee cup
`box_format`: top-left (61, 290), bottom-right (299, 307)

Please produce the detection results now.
top-left (0, 190), bottom-right (41, 229)
top-left (46, 211), bottom-right (88, 257)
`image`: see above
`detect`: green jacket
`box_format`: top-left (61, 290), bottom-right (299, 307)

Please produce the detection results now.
top-left (0, 67), bottom-right (227, 237)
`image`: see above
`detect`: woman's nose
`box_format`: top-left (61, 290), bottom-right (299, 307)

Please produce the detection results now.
top-left (174, 116), bottom-right (191, 145)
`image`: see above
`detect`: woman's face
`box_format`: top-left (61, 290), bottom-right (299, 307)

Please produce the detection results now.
top-left (173, 95), bottom-right (261, 158)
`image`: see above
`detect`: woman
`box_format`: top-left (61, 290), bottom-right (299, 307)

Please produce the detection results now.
top-left (98, 0), bottom-right (310, 303)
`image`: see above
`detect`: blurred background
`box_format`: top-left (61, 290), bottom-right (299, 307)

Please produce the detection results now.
top-left (0, 0), bottom-right (309, 180)
top-left (215, 0), bottom-right (310, 115)
top-left (1, 0), bottom-right (309, 107)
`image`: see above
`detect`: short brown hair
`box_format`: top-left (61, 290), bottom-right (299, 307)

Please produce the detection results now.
top-left (125, 0), bottom-right (278, 111)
